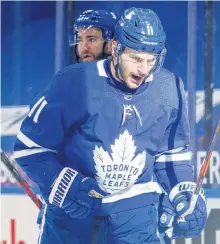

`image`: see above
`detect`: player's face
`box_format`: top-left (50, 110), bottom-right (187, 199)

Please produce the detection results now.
top-left (112, 45), bottom-right (157, 89)
top-left (76, 28), bottom-right (105, 62)
top-left (120, 48), bottom-right (157, 89)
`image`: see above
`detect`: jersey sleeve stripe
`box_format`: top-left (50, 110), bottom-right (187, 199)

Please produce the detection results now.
top-left (13, 148), bottom-right (57, 159)
top-left (28, 96), bottom-right (44, 117)
top-left (33, 100), bottom-right (48, 123)
top-left (155, 151), bottom-right (192, 163)
top-left (17, 131), bottom-right (41, 148)
top-left (156, 146), bottom-right (186, 156)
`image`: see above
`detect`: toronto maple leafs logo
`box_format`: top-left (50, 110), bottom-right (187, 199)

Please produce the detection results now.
top-left (93, 130), bottom-right (146, 193)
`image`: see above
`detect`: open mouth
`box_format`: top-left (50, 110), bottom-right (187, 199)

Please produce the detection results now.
top-left (130, 74), bottom-right (145, 85)
top-left (82, 54), bottom-right (93, 61)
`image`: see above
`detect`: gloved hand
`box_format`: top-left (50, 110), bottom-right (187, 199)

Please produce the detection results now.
top-left (48, 167), bottom-right (108, 219)
top-left (158, 182), bottom-right (207, 239)
top-left (158, 194), bottom-right (176, 240)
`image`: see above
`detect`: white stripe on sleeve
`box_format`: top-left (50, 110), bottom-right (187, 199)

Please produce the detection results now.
top-left (33, 99), bottom-right (47, 123)
top-left (155, 151), bottom-right (192, 163)
top-left (13, 148), bottom-right (56, 159)
top-left (17, 131), bottom-right (41, 148)
top-left (28, 96), bottom-right (44, 117)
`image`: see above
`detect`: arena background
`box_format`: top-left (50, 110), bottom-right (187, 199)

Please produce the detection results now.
top-left (1, 1), bottom-right (220, 243)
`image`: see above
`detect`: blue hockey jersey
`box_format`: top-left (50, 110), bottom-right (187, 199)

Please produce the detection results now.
top-left (14, 59), bottom-right (193, 218)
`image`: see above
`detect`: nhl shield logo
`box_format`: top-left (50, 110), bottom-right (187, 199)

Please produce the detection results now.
top-left (93, 130), bottom-right (146, 193)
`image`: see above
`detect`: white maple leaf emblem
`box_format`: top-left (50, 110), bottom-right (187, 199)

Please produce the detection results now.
top-left (93, 130), bottom-right (146, 193)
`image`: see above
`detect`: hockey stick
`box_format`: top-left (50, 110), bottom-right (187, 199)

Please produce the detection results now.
top-left (164, 116), bottom-right (220, 238)
top-left (0, 149), bottom-right (43, 209)
top-left (1, 150), bottom-right (103, 243)
top-left (179, 115), bottom-right (220, 220)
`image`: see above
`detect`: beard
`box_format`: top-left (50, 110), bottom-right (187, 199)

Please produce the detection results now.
top-left (79, 47), bottom-right (104, 62)
top-left (117, 58), bottom-right (128, 81)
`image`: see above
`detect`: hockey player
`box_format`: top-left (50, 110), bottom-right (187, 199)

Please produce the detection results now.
top-left (74, 9), bottom-right (171, 243)
top-left (13, 7), bottom-right (207, 244)
top-left (72, 9), bottom-right (118, 63)
top-left (36, 8), bottom-right (119, 242)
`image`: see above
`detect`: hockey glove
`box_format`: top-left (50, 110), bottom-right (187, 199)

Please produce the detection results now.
top-left (159, 182), bottom-right (207, 239)
top-left (48, 167), bottom-right (108, 219)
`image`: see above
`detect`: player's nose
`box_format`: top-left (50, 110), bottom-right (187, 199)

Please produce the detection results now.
top-left (81, 41), bottom-right (90, 51)
top-left (137, 63), bottom-right (150, 74)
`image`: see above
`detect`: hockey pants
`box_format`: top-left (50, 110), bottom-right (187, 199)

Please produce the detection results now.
top-left (38, 204), bottom-right (161, 244)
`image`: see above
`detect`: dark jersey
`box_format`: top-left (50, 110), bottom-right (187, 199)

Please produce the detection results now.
top-left (14, 59), bottom-right (193, 216)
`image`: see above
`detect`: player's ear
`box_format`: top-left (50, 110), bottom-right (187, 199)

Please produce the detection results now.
top-left (111, 40), bottom-right (117, 59)
top-left (104, 40), bottom-right (113, 58)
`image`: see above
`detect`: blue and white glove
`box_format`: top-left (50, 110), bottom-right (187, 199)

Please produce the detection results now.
top-left (159, 182), bottom-right (207, 239)
top-left (47, 167), bottom-right (108, 219)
